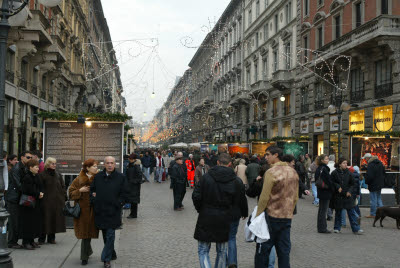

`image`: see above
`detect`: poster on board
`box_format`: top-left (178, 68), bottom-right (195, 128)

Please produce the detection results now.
top-left (217, 144), bottom-right (228, 153)
top-left (251, 142), bottom-right (275, 156)
top-left (277, 142), bottom-right (309, 159)
top-left (200, 144), bottom-right (209, 153)
top-left (209, 144), bottom-right (218, 152)
top-left (228, 144), bottom-right (250, 156)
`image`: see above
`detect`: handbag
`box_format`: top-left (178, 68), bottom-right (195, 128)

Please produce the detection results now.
top-left (63, 201), bottom-right (81, 218)
top-left (315, 169), bottom-right (329, 190)
top-left (19, 194), bottom-right (36, 208)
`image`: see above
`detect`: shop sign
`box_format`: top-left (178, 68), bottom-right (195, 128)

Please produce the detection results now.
top-left (349, 110), bottom-right (365, 132)
top-left (330, 115), bottom-right (340, 131)
top-left (314, 117), bottom-right (324, 132)
top-left (373, 105), bottom-right (393, 132)
top-left (300, 120), bottom-right (309, 134)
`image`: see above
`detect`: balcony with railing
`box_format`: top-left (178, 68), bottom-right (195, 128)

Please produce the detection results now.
top-left (40, 88), bottom-right (46, 100)
top-left (19, 79), bottom-right (27, 90)
top-left (5, 70), bottom-right (14, 83)
top-left (301, 104), bottom-right (309, 113)
top-left (350, 90), bottom-right (365, 103)
top-left (31, 85), bottom-right (38, 95)
top-left (314, 100), bottom-right (324, 111)
top-left (375, 82), bottom-right (393, 98)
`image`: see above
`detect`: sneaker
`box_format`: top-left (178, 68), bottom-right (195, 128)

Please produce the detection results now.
top-left (81, 260), bottom-right (88, 265)
top-left (334, 230), bottom-right (340, 233)
top-left (353, 230), bottom-right (364, 235)
top-left (104, 262), bottom-right (111, 268)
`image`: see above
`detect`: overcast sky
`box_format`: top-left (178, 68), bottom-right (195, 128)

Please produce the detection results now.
top-left (101, 0), bottom-right (231, 122)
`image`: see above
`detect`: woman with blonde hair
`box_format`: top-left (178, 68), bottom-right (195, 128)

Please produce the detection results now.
top-left (38, 157), bottom-right (66, 244)
top-left (69, 159), bottom-right (100, 265)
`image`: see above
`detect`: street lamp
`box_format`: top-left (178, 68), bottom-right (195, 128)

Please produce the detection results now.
top-left (0, 1), bottom-right (62, 266)
top-left (328, 101), bottom-right (351, 158)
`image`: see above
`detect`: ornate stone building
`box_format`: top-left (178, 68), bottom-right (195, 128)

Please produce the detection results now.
top-left (3, 0), bottom-right (125, 155)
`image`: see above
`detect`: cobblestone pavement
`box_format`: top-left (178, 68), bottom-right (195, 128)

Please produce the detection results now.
top-left (115, 177), bottom-right (400, 268)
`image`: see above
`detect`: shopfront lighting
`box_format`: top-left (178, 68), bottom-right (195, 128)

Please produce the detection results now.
top-left (280, 95), bottom-right (285, 102)
top-left (328, 105), bottom-right (336, 114)
top-left (85, 121), bottom-right (92, 127)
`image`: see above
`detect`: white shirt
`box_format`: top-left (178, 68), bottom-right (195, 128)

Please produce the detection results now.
top-left (2, 160), bottom-right (8, 191)
top-left (328, 161), bottom-right (335, 174)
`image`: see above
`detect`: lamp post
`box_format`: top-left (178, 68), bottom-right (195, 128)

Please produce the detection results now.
top-left (328, 101), bottom-right (351, 158)
top-left (0, 1), bottom-right (61, 266)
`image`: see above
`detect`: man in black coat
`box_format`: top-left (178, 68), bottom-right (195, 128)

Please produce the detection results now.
top-left (6, 151), bottom-right (33, 249)
top-left (91, 156), bottom-right (127, 268)
top-left (170, 155), bottom-right (187, 210)
top-left (363, 153), bottom-right (385, 218)
top-left (192, 153), bottom-right (248, 268)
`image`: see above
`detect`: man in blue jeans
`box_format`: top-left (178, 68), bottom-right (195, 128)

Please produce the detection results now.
top-left (363, 153), bottom-right (385, 218)
top-left (193, 153), bottom-right (247, 268)
top-left (254, 146), bottom-right (299, 268)
top-left (227, 178), bottom-right (248, 268)
top-left (91, 156), bottom-right (128, 268)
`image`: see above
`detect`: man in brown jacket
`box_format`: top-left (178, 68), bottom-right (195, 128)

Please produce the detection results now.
top-left (255, 146), bottom-right (299, 268)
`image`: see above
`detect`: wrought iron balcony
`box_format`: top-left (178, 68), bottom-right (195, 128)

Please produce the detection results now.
top-left (375, 82), bottom-right (393, 98)
top-left (5, 70), bottom-right (14, 83)
top-left (300, 104), bottom-right (309, 113)
top-left (31, 85), bottom-right (38, 95)
top-left (350, 90), bottom-right (365, 103)
top-left (19, 79), bottom-right (27, 90)
top-left (40, 88), bottom-right (46, 100)
top-left (314, 100), bottom-right (324, 111)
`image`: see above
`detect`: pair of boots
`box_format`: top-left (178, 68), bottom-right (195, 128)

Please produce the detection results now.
top-left (127, 203), bottom-right (138, 219)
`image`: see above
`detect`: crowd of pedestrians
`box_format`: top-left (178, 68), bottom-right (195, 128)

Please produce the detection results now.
top-left (1, 145), bottom-right (388, 268)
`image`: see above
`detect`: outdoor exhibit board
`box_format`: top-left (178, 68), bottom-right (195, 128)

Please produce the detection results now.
top-left (228, 143), bottom-right (250, 156)
top-left (44, 121), bottom-right (124, 174)
top-left (351, 137), bottom-right (399, 172)
top-left (277, 141), bottom-right (309, 159)
top-left (251, 142), bottom-right (275, 156)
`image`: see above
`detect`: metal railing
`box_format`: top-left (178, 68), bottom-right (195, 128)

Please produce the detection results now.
top-left (18, 78), bottom-right (27, 90)
top-left (350, 90), bottom-right (365, 103)
top-left (314, 100), bottom-right (324, 111)
top-left (300, 104), bottom-right (309, 113)
top-left (5, 70), bottom-right (14, 83)
top-left (375, 82), bottom-right (393, 98)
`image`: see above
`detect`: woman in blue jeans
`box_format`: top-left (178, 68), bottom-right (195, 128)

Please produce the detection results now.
top-left (331, 158), bottom-right (363, 235)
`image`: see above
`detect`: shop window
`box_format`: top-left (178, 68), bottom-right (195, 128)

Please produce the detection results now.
top-left (283, 121), bottom-right (291, 137)
top-left (303, 35), bottom-right (309, 63)
top-left (256, 0), bottom-right (260, 17)
top-left (334, 15), bottom-right (341, 40)
top-left (314, 84), bottom-right (324, 111)
top-left (381, 0), bottom-right (388, 14)
top-left (329, 133), bottom-right (339, 161)
top-left (264, 23), bottom-right (268, 40)
top-left (304, 0), bottom-right (309, 16)
top-left (254, 63), bottom-right (258, 82)
top-left (375, 59), bottom-right (392, 98)
top-left (284, 94), bottom-right (290, 115)
top-left (262, 58), bottom-right (268, 80)
top-left (272, 123), bottom-right (278, 137)
top-left (316, 25), bottom-right (323, 49)
top-left (273, 49), bottom-right (278, 72)
top-left (350, 68), bottom-right (364, 103)
top-left (273, 98), bottom-right (278, 118)
top-left (285, 42), bottom-right (291, 70)
top-left (301, 88), bottom-right (309, 113)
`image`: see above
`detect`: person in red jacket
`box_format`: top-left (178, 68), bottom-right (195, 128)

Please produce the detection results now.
top-left (185, 154), bottom-right (196, 188)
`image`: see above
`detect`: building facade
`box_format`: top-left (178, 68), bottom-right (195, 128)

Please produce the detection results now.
top-left (3, 0), bottom-right (125, 155)
top-left (295, 0), bottom-right (400, 159)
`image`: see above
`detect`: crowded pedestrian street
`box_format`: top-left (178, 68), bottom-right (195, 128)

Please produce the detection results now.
top-left (10, 175), bottom-right (400, 268)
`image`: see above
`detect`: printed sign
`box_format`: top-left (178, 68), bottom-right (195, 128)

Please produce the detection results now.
top-left (228, 144), bottom-right (250, 156)
top-left (300, 120), bottom-right (309, 134)
top-left (44, 121), bottom-right (124, 174)
top-left (349, 110), bottom-right (365, 132)
top-left (330, 115), bottom-right (340, 131)
top-left (314, 117), bottom-right (324, 132)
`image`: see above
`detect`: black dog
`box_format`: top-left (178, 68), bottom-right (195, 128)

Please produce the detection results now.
top-left (373, 206), bottom-right (400, 229)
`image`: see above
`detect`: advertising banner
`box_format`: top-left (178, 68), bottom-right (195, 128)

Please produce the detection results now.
top-left (314, 117), bottom-right (324, 132)
top-left (349, 110), bottom-right (365, 132)
top-left (300, 120), bottom-right (309, 134)
top-left (209, 144), bottom-right (218, 152)
top-left (217, 144), bottom-right (228, 153)
top-left (251, 142), bottom-right (275, 156)
top-left (200, 144), bottom-right (208, 153)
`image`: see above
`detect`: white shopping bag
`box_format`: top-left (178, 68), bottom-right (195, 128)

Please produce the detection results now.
top-left (244, 206), bottom-right (270, 243)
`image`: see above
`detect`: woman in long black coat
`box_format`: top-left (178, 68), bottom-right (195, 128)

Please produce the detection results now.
top-left (20, 159), bottom-right (43, 250)
top-left (39, 157), bottom-right (66, 244)
top-left (331, 158), bottom-right (363, 234)
top-left (315, 154), bottom-right (334, 234)
top-left (126, 154), bottom-right (143, 218)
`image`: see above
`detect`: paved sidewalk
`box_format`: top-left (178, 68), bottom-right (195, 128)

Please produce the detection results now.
top-left (11, 226), bottom-right (121, 268)
top-left (10, 177), bottom-right (400, 268)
